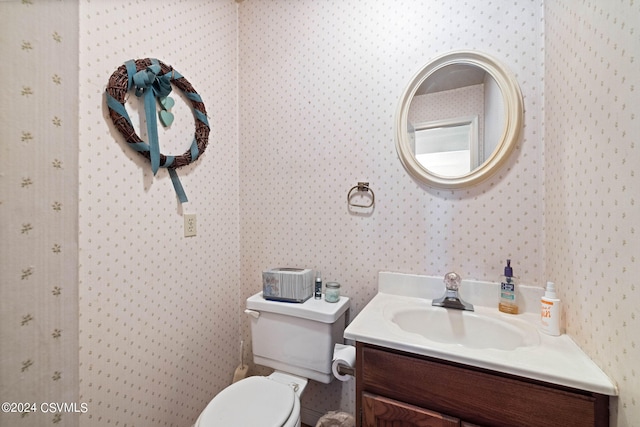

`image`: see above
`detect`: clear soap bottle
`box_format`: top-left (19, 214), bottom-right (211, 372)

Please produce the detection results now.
top-left (499, 259), bottom-right (518, 314)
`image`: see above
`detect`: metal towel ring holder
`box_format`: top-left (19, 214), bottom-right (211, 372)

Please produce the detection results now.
top-left (347, 182), bottom-right (375, 209)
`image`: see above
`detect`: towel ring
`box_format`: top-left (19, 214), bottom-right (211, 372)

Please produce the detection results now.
top-left (347, 182), bottom-right (375, 209)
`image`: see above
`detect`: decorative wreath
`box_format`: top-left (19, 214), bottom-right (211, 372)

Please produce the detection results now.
top-left (105, 58), bottom-right (209, 203)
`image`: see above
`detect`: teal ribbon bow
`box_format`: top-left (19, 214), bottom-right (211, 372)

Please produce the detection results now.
top-left (131, 60), bottom-right (172, 175)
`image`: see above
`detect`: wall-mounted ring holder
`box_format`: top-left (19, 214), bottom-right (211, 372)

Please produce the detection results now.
top-left (347, 182), bottom-right (375, 209)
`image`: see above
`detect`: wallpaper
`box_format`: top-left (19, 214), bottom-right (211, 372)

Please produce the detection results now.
top-left (237, 0), bottom-right (544, 420)
top-left (77, 1), bottom-right (240, 426)
top-left (409, 86), bottom-right (484, 125)
top-left (0, 1), bottom-right (80, 426)
top-left (544, 1), bottom-right (640, 424)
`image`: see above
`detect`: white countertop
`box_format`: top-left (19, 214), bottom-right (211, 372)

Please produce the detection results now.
top-left (344, 272), bottom-right (618, 396)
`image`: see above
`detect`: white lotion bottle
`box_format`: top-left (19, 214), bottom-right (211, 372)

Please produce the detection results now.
top-left (541, 281), bottom-right (561, 336)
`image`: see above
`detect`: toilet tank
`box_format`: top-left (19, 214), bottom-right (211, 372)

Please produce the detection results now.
top-left (245, 292), bottom-right (350, 384)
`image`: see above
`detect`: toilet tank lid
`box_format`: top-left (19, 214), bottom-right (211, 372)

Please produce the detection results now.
top-left (246, 292), bottom-right (349, 323)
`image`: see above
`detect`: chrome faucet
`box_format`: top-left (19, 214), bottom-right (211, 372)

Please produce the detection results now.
top-left (432, 272), bottom-right (474, 311)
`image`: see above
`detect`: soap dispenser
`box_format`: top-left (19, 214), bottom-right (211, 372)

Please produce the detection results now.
top-left (541, 281), bottom-right (562, 336)
top-left (498, 259), bottom-right (518, 314)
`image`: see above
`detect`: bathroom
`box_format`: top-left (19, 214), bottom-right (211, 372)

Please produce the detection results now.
top-left (0, 0), bottom-right (637, 426)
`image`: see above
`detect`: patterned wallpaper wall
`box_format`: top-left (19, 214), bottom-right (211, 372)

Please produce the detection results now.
top-left (0, 2), bottom-right (80, 427)
top-left (78, 1), bottom-right (240, 426)
top-left (237, 0), bottom-right (544, 420)
top-left (409, 86), bottom-right (484, 125)
top-left (544, 1), bottom-right (640, 424)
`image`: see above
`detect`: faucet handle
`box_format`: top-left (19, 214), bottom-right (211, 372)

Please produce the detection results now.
top-left (433, 271), bottom-right (474, 311)
top-left (444, 272), bottom-right (461, 291)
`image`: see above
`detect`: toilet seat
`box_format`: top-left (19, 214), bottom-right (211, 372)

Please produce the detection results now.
top-left (195, 376), bottom-right (298, 427)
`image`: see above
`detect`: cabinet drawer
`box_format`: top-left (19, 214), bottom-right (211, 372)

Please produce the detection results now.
top-left (363, 392), bottom-right (459, 427)
top-left (359, 344), bottom-right (608, 427)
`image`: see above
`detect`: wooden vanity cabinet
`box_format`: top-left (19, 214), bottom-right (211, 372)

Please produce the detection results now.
top-left (356, 343), bottom-right (609, 427)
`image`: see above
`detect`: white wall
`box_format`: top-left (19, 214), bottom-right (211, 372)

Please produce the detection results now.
top-left (484, 73), bottom-right (503, 158)
top-left (77, 1), bottom-right (240, 425)
top-left (238, 0), bottom-right (545, 419)
top-left (545, 1), bottom-right (640, 425)
top-left (0, 2), bottom-right (80, 426)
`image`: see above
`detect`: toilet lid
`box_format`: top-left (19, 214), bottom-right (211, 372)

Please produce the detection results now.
top-left (197, 376), bottom-right (296, 427)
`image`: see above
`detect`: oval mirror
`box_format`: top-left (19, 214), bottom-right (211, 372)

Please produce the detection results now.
top-left (395, 50), bottom-right (523, 188)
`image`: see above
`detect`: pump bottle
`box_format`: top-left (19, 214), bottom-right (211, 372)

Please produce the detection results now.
top-left (541, 281), bottom-right (562, 335)
top-left (498, 259), bottom-right (518, 314)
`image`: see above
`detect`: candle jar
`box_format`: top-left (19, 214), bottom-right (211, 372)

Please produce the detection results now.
top-left (325, 282), bottom-right (341, 303)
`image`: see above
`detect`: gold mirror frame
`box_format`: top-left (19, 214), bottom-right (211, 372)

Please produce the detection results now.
top-left (395, 50), bottom-right (524, 188)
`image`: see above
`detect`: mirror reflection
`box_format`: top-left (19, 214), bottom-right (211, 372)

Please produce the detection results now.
top-left (407, 64), bottom-right (504, 177)
top-left (395, 50), bottom-right (523, 188)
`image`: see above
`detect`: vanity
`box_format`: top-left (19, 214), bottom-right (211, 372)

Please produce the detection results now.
top-left (344, 272), bottom-right (618, 427)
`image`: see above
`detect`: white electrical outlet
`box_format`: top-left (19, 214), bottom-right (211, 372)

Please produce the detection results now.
top-left (184, 214), bottom-right (197, 237)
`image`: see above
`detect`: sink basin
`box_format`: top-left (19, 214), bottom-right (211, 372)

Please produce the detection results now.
top-left (385, 304), bottom-right (540, 350)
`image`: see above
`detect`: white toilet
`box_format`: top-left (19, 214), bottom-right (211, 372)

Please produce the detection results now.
top-left (195, 291), bottom-right (350, 427)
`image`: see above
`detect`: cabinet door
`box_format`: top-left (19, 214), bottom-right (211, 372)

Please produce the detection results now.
top-left (363, 392), bottom-right (460, 427)
top-left (359, 344), bottom-right (608, 427)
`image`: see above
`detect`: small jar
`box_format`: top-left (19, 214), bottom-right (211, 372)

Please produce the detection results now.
top-left (325, 282), bottom-right (341, 303)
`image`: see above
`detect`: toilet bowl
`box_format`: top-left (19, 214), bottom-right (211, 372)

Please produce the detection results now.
top-left (195, 291), bottom-right (350, 427)
top-left (195, 372), bottom-right (307, 427)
